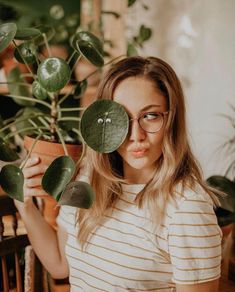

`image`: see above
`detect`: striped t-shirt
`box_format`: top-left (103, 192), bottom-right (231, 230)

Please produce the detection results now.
top-left (57, 183), bottom-right (222, 291)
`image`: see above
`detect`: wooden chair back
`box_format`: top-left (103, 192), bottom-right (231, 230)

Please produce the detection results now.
top-left (0, 195), bottom-right (30, 292)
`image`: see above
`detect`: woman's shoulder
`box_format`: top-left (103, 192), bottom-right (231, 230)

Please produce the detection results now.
top-left (175, 183), bottom-right (214, 204)
top-left (166, 183), bottom-right (215, 218)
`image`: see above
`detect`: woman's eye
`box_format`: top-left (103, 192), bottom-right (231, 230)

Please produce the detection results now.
top-left (143, 113), bottom-right (160, 120)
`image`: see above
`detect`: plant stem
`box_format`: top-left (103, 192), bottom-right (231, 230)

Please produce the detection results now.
top-left (58, 90), bottom-right (74, 105)
top-left (80, 54), bottom-right (125, 82)
top-left (0, 113), bottom-right (48, 133)
top-left (5, 126), bottom-right (49, 140)
top-left (72, 128), bottom-right (85, 167)
top-left (71, 54), bottom-right (82, 74)
top-left (57, 117), bottom-right (81, 122)
top-left (60, 107), bottom-right (83, 112)
top-left (55, 126), bottom-right (68, 155)
top-left (12, 40), bottom-right (35, 79)
top-left (20, 133), bottom-right (42, 169)
top-left (5, 94), bottom-right (52, 109)
top-left (50, 93), bottom-right (58, 140)
top-left (43, 33), bottom-right (52, 57)
top-left (67, 50), bottom-right (77, 65)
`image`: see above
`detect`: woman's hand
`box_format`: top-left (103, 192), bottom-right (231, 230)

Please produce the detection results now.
top-left (14, 156), bottom-right (47, 210)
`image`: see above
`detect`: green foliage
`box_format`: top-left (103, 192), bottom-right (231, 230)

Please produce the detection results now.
top-left (207, 175), bottom-right (235, 226)
top-left (58, 181), bottom-right (95, 209)
top-left (0, 0), bottom-right (81, 47)
top-left (0, 21), bottom-right (105, 206)
top-left (81, 100), bottom-right (129, 153)
top-left (206, 105), bottom-right (235, 226)
top-left (128, 0), bottom-right (137, 7)
top-left (37, 57), bottom-right (71, 92)
top-left (42, 156), bottom-right (76, 198)
top-left (127, 23), bottom-right (152, 56)
top-left (0, 165), bottom-right (24, 201)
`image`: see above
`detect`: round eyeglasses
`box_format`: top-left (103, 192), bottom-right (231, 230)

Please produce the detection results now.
top-left (129, 111), bottom-right (169, 133)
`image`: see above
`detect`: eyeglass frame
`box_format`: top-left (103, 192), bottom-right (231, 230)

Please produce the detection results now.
top-left (128, 111), bottom-right (169, 133)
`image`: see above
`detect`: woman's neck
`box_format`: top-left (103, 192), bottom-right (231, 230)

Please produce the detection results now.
top-left (123, 164), bottom-right (155, 184)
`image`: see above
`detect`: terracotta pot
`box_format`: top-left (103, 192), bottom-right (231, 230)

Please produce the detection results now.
top-left (24, 136), bottom-right (81, 228)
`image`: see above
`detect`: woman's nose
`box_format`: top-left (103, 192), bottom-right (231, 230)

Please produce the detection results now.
top-left (129, 119), bottom-right (146, 141)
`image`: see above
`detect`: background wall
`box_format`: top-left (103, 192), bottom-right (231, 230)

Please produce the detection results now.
top-left (126, 0), bottom-right (235, 179)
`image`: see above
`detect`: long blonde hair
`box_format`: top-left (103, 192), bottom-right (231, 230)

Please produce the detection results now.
top-left (77, 56), bottom-right (219, 246)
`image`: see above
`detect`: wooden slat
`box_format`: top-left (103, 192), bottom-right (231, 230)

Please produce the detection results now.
top-left (15, 252), bottom-right (22, 292)
top-left (1, 256), bottom-right (9, 292)
top-left (0, 234), bottom-right (30, 256)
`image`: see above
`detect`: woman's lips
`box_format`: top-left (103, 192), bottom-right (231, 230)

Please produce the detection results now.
top-left (131, 148), bottom-right (148, 157)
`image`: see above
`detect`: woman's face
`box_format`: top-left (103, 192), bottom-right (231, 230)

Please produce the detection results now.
top-left (113, 77), bottom-right (168, 184)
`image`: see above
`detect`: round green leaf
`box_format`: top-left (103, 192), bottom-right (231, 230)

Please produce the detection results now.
top-left (0, 137), bottom-right (20, 162)
top-left (14, 42), bottom-right (37, 64)
top-left (0, 165), bottom-right (24, 202)
top-left (77, 40), bottom-right (104, 67)
top-left (37, 57), bottom-right (71, 92)
top-left (32, 80), bottom-right (49, 100)
top-left (72, 31), bottom-right (103, 54)
top-left (58, 181), bottom-right (95, 209)
top-left (15, 28), bottom-right (41, 40)
top-left (0, 23), bottom-right (17, 53)
top-left (81, 100), bottom-right (129, 153)
top-left (72, 31), bottom-right (104, 67)
top-left (207, 175), bottom-right (235, 213)
top-left (42, 156), bottom-right (76, 198)
top-left (215, 207), bottom-right (235, 227)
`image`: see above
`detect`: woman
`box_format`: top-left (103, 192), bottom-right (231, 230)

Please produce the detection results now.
top-left (15, 56), bottom-right (222, 291)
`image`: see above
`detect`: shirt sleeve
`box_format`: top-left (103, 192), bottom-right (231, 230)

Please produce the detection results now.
top-left (168, 191), bottom-right (222, 284)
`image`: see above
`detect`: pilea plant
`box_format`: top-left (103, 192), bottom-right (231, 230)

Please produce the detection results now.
top-left (206, 105), bottom-right (235, 227)
top-left (0, 22), bottom-right (129, 208)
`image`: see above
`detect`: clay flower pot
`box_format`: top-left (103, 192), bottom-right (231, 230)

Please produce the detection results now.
top-left (24, 136), bottom-right (81, 227)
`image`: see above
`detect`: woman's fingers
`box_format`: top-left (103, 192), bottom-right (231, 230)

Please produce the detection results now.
top-left (24, 156), bottom-right (40, 168)
top-left (22, 156), bottom-right (49, 199)
top-left (25, 177), bottom-right (42, 188)
top-left (23, 165), bottom-right (48, 179)
top-left (24, 187), bottom-right (47, 198)
top-left (23, 156), bottom-right (48, 179)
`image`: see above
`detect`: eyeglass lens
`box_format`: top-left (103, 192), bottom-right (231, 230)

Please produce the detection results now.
top-left (139, 113), bottom-right (164, 133)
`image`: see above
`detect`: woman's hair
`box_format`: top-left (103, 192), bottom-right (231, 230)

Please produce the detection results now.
top-left (77, 56), bottom-right (219, 246)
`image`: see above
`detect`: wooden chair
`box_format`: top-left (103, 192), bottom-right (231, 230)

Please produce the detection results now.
top-left (0, 195), bottom-right (30, 292)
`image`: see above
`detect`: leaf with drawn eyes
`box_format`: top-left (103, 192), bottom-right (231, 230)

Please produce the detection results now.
top-left (81, 99), bottom-right (129, 153)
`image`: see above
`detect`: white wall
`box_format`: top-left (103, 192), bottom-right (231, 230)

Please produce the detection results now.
top-left (127, 0), bottom-right (235, 179)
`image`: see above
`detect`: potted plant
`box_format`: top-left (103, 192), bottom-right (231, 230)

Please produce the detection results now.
top-left (206, 106), bottom-right (235, 279)
top-left (206, 105), bottom-right (235, 230)
top-left (0, 22), bottom-right (105, 211)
